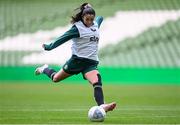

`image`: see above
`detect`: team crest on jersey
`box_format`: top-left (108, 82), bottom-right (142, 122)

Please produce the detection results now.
top-left (64, 64), bottom-right (68, 70)
top-left (90, 28), bottom-right (96, 32)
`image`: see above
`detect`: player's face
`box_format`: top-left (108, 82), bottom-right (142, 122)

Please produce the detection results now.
top-left (82, 14), bottom-right (95, 27)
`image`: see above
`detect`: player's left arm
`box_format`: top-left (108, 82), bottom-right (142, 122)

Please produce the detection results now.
top-left (95, 16), bottom-right (103, 28)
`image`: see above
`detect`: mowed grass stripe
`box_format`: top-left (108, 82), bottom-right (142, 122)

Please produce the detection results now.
top-left (0, 84), bottom-right (180, 124)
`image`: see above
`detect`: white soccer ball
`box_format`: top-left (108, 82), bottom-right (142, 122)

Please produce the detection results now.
top-left (88, 106), bottom-right (106, 122)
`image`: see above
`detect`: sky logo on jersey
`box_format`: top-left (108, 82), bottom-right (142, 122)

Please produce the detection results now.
top-left (90, 36), bottom-right (99, 43)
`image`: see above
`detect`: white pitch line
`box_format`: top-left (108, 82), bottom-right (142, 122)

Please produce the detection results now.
top-left (0, 124), bottom-right (180, 125)
top-left (0, 108), bottom-right (88, 112)
top-left (0, 106), bottom-right (180, 112)
top-left (0, 107), bottom-right (180, 112)
top-left (0, 122), bottom-right (180, 125)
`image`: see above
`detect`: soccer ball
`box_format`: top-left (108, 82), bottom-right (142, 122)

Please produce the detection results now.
top-left (88, 106), bottom-right (106, 122)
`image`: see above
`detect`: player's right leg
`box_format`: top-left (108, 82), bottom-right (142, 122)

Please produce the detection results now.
top-left (100, 102), bottom-right (116, 112)
top-left (35, 64), bottom-right (72, 82)
top-left (84, 70), bottom-right (116, 112)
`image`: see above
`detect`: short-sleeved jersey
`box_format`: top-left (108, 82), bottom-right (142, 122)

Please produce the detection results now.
top-left (72, 21), bottom-right (100, 61)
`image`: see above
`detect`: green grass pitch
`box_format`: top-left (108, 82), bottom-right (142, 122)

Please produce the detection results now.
top-left (0, 83), bottom-right (180, 124)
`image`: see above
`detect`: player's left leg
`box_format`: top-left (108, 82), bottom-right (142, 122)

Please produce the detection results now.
top-left (35, 64), bottom-right (72, 82)
top-left (84, 70), bottom-right (116, 112)
top-left (51, 68), bottom-right (72, 82)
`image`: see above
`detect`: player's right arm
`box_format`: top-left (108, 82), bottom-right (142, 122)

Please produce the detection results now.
top-left (43, 25), bottom-right (79, 51)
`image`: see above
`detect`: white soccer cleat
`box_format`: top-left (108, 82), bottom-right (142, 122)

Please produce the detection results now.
top-left (35, 64), bottom-right (48, 75)
top-left (100, 102), bottom-right (116, 112)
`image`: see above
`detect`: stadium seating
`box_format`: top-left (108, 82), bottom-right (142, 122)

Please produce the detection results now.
top-left (99, 19), bottom-right (180, 67)
top-left (0, 0), bottom-right (180, 67)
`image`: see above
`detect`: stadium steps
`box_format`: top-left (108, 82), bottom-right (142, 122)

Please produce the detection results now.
top-left (1, 0), bottom-right (180, 39)
top-left (99, 19), bottom-right (180, 67)
top-left (0, 0), bottom-right (180, 67)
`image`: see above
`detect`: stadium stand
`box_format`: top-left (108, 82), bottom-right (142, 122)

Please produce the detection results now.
top-left (0, 0), bottom-right (180, 68)
top-left (99, 19), bottom-right (180, 67)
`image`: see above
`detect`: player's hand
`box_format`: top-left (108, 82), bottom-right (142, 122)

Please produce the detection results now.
top-left (42, 44), bottom-right (48, 50)
top-left (42, 44), bottom-right (51, 51)
top-left (42, 44), bottom-right (46, 50)
top-left (42, 44), bottom-right (50, 51)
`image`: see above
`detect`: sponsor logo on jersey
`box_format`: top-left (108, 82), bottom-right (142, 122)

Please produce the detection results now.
top-left (90, 36), bottom-right (99, 43)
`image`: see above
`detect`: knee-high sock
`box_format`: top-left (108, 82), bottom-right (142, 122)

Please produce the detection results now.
top-left (43, 68), bottom-right (56, 80)
top-left (93, 74), bottom-right (104, 106)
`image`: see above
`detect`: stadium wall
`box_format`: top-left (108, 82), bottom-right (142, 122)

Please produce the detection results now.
top-left (0, 67), bottom-right (179, 84)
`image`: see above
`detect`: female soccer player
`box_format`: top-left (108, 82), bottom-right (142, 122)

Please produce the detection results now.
top-left (35, 3), bottom-right (116, 112)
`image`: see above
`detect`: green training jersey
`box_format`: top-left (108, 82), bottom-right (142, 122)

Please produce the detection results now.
top-left (44, 16), bottom-right (103, 61)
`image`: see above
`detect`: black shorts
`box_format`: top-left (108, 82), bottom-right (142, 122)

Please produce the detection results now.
top-left (63, 55), bottom-right (99, 78)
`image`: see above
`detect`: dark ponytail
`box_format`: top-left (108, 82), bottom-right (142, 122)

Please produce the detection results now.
top-left (71, 3), bottom-right (95, 24)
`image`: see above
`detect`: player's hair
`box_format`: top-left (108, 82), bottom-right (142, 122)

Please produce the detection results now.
top-left (71, 3), bottom-right (96, 24)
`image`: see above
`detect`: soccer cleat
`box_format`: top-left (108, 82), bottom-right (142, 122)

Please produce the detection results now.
top-left (35, 64), bottom-right (48, 75)
top-left (100, 102), bottom-right (116, 112)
